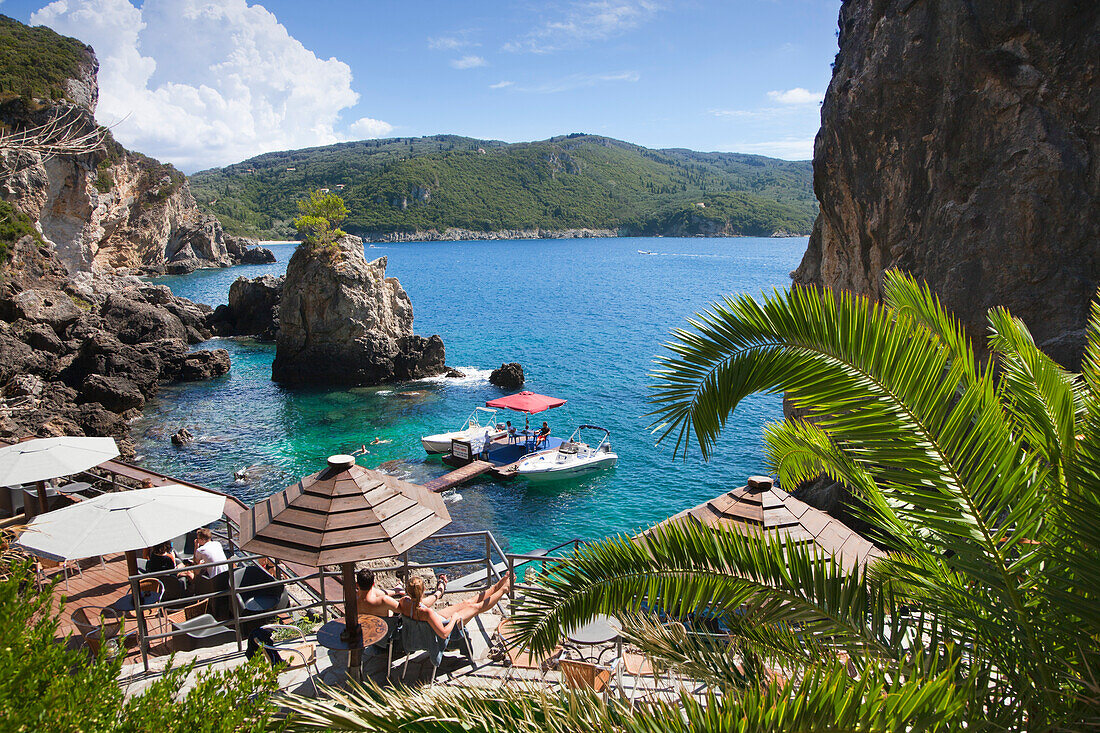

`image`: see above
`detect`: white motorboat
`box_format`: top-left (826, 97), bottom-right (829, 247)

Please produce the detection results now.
top-left (421, 407), bottom-right (505, 454)
top-left (513, 425), bottom-right (618, 482)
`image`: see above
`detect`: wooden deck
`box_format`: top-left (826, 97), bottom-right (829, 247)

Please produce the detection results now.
top-left (423, 460), bottom-right (495, 492)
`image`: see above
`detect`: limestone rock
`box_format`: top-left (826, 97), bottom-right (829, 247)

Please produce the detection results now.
top-left (273, 237), bottom-right (446, 385)
top-left (490, 362), bottom-right (525, 390)
top-left (8, 289), bottom-right (82, 331)
top-left (80, 374), bottom-right (145, 412)
top-left (171, 349), bottom-right (231, 382)
top-left (171, 427), bottom-right (194, 446)
top-left (794, 0), bottom-right (1100, 370)
top-left (212, 274), bottom-right (282, 339)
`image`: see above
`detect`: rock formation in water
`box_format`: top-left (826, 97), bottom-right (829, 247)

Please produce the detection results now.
top-left (793, 0), bottom-right (1100, 370)
top-left (210, 274), bottom-right (283, 340)
top-left (272, 237), bottom-right (446, 386)
top-left (490, 363), bottom-right (525, 390)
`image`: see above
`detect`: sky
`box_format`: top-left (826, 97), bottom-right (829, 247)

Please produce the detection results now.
top-left (2, 0), bottom-right (841, 172)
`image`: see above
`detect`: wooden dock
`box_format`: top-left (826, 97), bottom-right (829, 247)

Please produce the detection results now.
top-left (423, 460), bottom-right (495, 492)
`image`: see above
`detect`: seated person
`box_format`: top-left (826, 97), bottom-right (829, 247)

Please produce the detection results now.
top-left (536, 421), bottom-right (551, 447)
top-left (191, 527), bottom-right (228, 579)
top-left (356, 568), bottom-right (443, 618)
top-left (396, 572), bottom-right (512, 642)
top-left (506, 421), bottom-right (516, 441)
top-left (145, 541), bottom-right (193, 582)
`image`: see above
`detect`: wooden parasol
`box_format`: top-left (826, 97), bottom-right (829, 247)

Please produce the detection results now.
top-left (237, 455), bottom-right (450, 673)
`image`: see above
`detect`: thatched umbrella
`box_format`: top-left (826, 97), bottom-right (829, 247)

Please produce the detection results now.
top-left (238, 455), bottom-right (451, 668)
top-left (650, 475), bottom-right (885, 571)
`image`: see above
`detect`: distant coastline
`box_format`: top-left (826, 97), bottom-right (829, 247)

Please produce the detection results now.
top-left (356, 228), bottom-right (806, 243)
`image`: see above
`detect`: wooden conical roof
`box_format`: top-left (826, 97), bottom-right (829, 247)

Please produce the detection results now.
top-left (653, 476), bottom-right (884, 571)
top-left (238, 456), bottom-right (451, 566)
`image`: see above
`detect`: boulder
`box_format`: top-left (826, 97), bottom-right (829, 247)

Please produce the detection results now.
top-left (171, 427), bottom-right (193, 446)
top-left (793, 0), bottom-right (1100, 370)
top-left (272, 238), bottom-right (447, 385)
top-left (217, 274), bottom-right (283, 339)
top-left (172, 349), bottom-right (231, 382)
top-left (20, 323), bottom-right (65, 353)
top-left (240, 247), bottom-right (277, 264)
top-left (7, 289), bottom-right (82, 331)
top-left (489, 362), bottom-right (525, 390)
top-left (79, 374), bottom-right (145, 412)
top-left (99, 292), bottom-right (188, 345)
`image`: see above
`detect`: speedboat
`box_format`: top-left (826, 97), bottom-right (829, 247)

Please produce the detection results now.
top-left (421, 407), bottom-right (505, 454)
top-left (513, 425), bottom-right (618, 482)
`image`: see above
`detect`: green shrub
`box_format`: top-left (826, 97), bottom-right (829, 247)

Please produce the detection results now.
top-left (0, 199), bottom-right (42, 264)
top-left (0, 15), bottom-right (90, 104)
top-left (0, 556), bottom-right (284, 732)
top-left (94, 160), bottom-right (114, 194)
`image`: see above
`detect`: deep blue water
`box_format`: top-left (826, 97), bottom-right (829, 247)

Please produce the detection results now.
top-left (134, 237), bottom-right (806, 554)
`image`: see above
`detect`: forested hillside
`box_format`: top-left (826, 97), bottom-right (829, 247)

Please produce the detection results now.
top-left (190, 134), bottom-right (816, 239)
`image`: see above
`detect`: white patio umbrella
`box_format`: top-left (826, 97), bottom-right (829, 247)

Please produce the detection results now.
top-left (16, 484), bottom-right (227, 576)
top-left (0, 437), bottom-right (119, 513)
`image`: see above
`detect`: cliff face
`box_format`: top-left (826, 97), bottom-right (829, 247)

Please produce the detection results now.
top-left (0, 20), bottom-right (266, 276)
top-left (794, 0), bottom-right (1100, 369)
top-left (273, 237), bottom-right (446, 386)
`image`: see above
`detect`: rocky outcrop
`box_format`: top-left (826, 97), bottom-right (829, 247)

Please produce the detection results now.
top-left (0, 237), bottom-right (229, 455)
top-left (794, 0), bottom-right (1100, 370)
top-left (490, 363), bottom-right (525, 390)
top-left (210, 274), bottom-right (283, 340)
top-left (273, 236), bottom-right (446, 385)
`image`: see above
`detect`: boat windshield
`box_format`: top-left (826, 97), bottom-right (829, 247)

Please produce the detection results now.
top-left (465, 407), bottom-right (498, 430)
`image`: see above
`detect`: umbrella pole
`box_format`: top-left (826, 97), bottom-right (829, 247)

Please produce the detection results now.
top-left (340, 562), bottom-right (362, 680)
top-left (36, 480), bottom-right (49, 516)
top-left (125, 549), bottom-right (139, 578)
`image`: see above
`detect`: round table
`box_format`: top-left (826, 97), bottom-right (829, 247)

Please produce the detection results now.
top-left (316, 615), bottom-right (389, 650)
top-left (567, 614), bottom-right (622, 645)
top-left (57, 481), bottom-right (92, 495)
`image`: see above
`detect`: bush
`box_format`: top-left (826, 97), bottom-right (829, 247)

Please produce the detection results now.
top-left (0, 199), bottom-right (42, 264)
top-left (0, 554), bottom-right (284, 733)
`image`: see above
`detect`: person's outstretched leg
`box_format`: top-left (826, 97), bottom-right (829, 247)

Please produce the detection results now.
top-left (441, 575), bottom-right (513, 624)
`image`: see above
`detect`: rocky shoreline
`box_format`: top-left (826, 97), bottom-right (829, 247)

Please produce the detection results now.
top-left (356, 227), bottom-right (807, 243)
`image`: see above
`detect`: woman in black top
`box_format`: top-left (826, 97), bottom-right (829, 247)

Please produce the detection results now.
top-left (146, 542), bottom-right (192, 583)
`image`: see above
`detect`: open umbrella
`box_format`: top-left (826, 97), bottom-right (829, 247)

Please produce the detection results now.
top-left (485, 391), bottom-right (566, 414)
top-left (16, 484), bottom-right (227, 575)
top-left (238, 454), bottom-right (451, 675)
top-left (0, 436), bottom-right (119, 514)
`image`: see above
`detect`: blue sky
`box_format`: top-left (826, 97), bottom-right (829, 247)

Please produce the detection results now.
top-left (3, 1), bottom-right (840, 171)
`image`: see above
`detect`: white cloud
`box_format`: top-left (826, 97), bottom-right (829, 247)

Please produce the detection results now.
top-left (726, 138), bottom-right (816, 160)
top-left (489, 80), bottom-right (514, 89)
top-left (504, 1), bottom-right (661, 54)
top-left (348, 117), bottom-right (394, 139)
top-left (30, 0), bottom-right (381, 172)
top-left (766, 87), bottom-right (823, 105)
top-left (450, 55), bottom-right (487, 70)
top-left (428, 35), bottom-right (478, 51)
top-left (511, 70), bottom-right (639, 93)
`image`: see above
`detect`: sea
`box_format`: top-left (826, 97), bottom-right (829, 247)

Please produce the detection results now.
top-left (134, 236), bottom-right (807, 556)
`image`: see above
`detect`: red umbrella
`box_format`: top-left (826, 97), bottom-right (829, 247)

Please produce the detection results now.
top-left (485, 391), bottom-right (566, 414)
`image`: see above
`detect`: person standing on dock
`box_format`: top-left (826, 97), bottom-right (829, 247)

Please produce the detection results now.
top-left (481, 428), bottom-right (493, 460)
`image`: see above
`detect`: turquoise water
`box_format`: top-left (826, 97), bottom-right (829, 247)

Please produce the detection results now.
top-left (134, 237), bottom-right (806, 554)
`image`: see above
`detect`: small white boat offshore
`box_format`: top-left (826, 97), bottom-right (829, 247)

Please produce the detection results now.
top-left (421, 407), bottom-right (505, 454)
top-left (513, 425), bottom-right (618, 482)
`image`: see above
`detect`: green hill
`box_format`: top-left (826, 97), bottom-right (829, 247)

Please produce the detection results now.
top-left (190, 134), bottom-right (817, 240)
top-left (0, 14), bottom-right (93, 104)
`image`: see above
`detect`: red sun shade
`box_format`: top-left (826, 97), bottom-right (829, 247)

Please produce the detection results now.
top-left (485, 391), bottom-right (567, 414)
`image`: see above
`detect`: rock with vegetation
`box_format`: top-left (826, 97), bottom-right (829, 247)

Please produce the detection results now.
top-left (489, 362), bottom-right (525, 390)
top-left (793, 0), bottom-right (1100, 370)
top-left (0, 16), bottom-right (270, 275)
top-left (191, 133), bottom-right (817, 240)
top-left (273, 234), bottom-right (446, 386)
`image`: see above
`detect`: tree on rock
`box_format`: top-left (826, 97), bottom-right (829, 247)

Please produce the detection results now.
top-left (293, 190), bottom-right (348, 247)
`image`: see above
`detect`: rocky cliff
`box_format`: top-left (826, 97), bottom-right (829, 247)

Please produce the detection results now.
top-left (0, 17), bottom-right (271, 276)
top-left (794, 0), bottom-right (1100, 370)
top-left (272, 237), bottom-right (446, 385)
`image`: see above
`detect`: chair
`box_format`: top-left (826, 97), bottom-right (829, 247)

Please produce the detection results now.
top-left (71, 606), bottom-right (125, 657)
top-left (259, 624), bottom-right (321, 694)
top-left (234, 565), bottom-right (289, 620)
top-left (495, 618), bottom-right (562, 687)
top-left (170, 613), bottom-right (236, 652)
top-left (112, 577), bottom-right (167, 635)
top-left (38, 557), bottom-right (82, 593)
top-left (387, 616), bottom-right (474, 686)
top-left (560, 655), bottom-right (622, 700)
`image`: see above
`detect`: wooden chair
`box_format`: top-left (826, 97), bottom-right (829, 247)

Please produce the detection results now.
top-left (559, 655), bottom-right (622, 699)
top-left (71, 606), bottom-right (125, 657)
top-left (261, 624), bottom-right (320, 694)
top-left (495, 618), bottom-right (562, 688)
top-left (38, 557), bottom-right (82, 593)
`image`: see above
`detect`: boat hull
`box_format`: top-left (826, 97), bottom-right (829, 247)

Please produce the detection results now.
top-left (422, 429), bottom-right (505, 454)
top-left (514, 454), bottom-right (618, 482)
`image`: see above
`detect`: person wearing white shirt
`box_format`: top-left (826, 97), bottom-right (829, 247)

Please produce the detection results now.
top-left (192, 527), bottom-right (228, 579)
